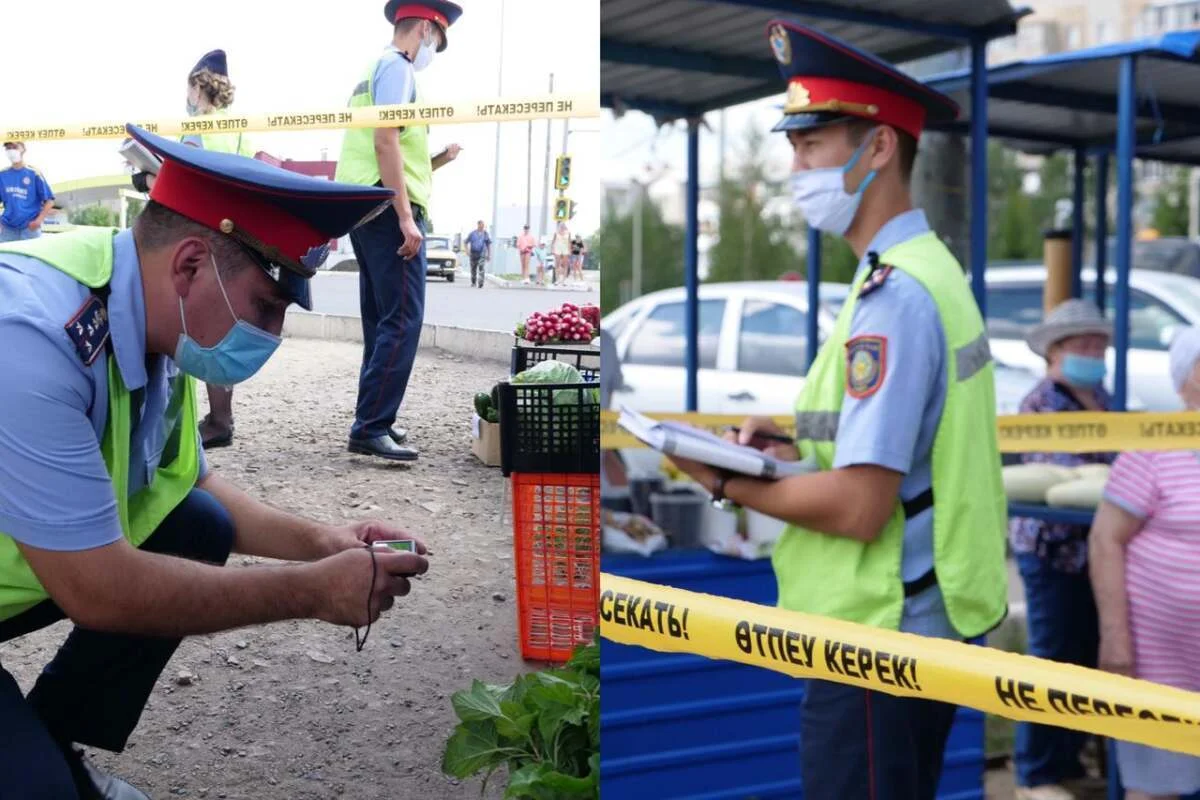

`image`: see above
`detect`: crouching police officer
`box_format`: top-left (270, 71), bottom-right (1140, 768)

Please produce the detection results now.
top-left (667, 22), bottom-right (1008, 800)
top-left (0, 125), bottom-right (426, 799)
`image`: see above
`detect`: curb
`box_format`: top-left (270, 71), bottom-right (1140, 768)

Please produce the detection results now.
top-left (483, 274), bottom-right (596, 292)
top-left (283, 311), bottom-right (512, 363)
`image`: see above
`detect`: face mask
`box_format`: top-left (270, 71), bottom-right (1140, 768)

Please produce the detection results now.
top-left (174, 254), bottom-right (282, 387)
top-left (412, 26), bottom-right (436, 71)
top-left (5, 150), bottom-right (21, 165)
top-left (1061, 354), bottom-right (1107, 388)
top-left (789, 129), bottom-right (878, 237)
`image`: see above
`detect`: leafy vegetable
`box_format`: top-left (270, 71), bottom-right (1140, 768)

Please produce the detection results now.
top-left (442, 639), bottom-right (599, 798)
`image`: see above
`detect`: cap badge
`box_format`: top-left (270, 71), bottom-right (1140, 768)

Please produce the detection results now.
top-left (786, 81), bottom-right (811, 111)
top-left (769, 24), bottom-right (791, 65)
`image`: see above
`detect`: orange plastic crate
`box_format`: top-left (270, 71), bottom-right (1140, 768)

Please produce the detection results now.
top-left (510, 472), bottom-right (600, 662)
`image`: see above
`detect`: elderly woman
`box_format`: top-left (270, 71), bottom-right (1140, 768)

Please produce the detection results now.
top-left (1010, 299), bottom-right (1117, 800)
top-left (1089, 327), bottom-right (1200, 800)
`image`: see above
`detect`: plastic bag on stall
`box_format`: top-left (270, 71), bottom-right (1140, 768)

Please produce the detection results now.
top-left (602, 509), bottom-right (668, 557)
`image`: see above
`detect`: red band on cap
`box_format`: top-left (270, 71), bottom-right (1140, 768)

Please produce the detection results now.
top-left (789, 77), bottom-right (926, 139)
top-left (150, 159), bottom-right (326, 263)
top-left (391, 3), bottom-right (448, 27)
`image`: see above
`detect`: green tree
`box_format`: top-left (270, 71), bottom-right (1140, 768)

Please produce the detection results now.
top-left (68, 205), bottom-right (118, 227)
top-left (596, 196), bottom-right (685, 314)
top-left (125, 197), bottom-right (146, 226)
top-left (706, 125), bottom-right (799, 283)
top-left (1151, 167), bottom-right (1190, 236)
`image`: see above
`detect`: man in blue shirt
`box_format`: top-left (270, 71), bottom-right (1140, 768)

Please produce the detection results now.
top-left (465, 219), bottom-right (491, 288)
top-left (0, 141), bottom-right (55, 241)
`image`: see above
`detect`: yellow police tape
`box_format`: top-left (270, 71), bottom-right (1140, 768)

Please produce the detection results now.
top-left (600, 573), bottom-right (1200, 756)
top-left (600, 410), bottom-right (1200, 453)
top-left (0, 94), bottom-right (598, 143)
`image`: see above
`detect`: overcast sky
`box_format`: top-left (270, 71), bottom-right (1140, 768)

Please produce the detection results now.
top-left (5, 0), bottom-right (600, 234)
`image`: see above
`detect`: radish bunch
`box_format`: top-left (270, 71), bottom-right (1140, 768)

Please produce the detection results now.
top-left (515, 302), bottom-right (597, 344)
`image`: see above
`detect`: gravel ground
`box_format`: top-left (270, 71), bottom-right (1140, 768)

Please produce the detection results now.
top-left (0, 338), bottom-right (523, 799)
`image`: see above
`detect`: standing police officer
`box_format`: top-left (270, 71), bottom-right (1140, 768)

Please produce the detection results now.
top-left (666, 22), bottom-right (1008, 800)
top-left (0, 125), bottom-right (428, 799)
top-left (337, 0), bottom-right (464, 461)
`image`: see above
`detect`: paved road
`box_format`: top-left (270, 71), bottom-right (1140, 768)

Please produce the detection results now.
top-left (309, 271), bottom-right (596, 332)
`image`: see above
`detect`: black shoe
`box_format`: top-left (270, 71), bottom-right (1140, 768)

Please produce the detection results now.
top-left (65, 748), bottom-right (150, 800)
top-left (388, 426), bottom-right (408, 445)
top-left (348, 435), bottom-right (419, 462)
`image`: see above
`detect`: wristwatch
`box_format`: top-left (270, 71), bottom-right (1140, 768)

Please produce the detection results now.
top-left (710, 472), bottom-right (729, 503)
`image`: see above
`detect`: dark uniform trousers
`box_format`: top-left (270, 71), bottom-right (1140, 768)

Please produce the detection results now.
top-left (349, 202), bottom-right (428, 441)
top-left (0, 489), bottom-right (235, 799)
top-left (800, 679), bottom-right (959, 800)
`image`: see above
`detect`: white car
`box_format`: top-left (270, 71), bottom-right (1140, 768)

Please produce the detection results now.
top-left (604, 280), bottom-right (1044, 417)
top-left (986, 267), bottom-right (1200, 410)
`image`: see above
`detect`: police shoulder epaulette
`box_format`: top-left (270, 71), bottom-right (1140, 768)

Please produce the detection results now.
top-left (858, 262), bottom-right (894, 299)
top-left (64, 295), bottom-right (110, 367)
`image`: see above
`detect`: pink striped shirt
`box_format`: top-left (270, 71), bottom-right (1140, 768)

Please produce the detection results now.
top-left (1104, 451), bottom-right (1200, 692)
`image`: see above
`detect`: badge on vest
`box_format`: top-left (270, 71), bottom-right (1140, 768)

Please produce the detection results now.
top-left (64, 295), bottom-right (110, 367)
top-left (846, 335), bottom-right (887, 399)
top-left (858, 265), bottom-right (893, 298)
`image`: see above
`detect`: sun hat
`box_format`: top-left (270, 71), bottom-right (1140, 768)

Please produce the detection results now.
top-left (1026, 299), bottom-right (1114, 358)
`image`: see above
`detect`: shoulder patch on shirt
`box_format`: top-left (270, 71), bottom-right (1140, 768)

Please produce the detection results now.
top-left (846, 335), bottom-right (887, 399)
top-left (858, 265), bottom-right (894, 298)
top-left (64, 295), bottom-right (110, 367)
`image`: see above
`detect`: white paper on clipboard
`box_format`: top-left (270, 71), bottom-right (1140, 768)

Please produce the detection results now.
top-left (119, 139), bottom-right (163, 175)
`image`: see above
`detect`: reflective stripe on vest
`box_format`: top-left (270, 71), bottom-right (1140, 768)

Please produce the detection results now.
top-left (773, 231), bottom-right (1008, 638)
top-left (0, 228), bottom-right (199, 622)
top-left (335, 59), bottom-right (433, 213)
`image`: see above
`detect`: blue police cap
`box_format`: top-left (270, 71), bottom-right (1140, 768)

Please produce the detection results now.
top-left (190, 49), bottom-right (228, 78)
top-left (766, 21), bottom-right (958, 139)
top-left (126, 124), bottom-right (394, 310)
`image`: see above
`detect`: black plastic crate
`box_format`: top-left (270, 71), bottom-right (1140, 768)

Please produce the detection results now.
top-left (498, 380), bottom-right (601, 476)
top-left (511, 342), bottom-right (600, 382)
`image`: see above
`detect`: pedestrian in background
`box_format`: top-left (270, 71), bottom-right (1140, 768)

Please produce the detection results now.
top-left (517, 224), bottom-right (536, 284)
top-left (336, 0), bottom-right (464, 461)
top-left (173, 49), bottom-right (260, 452)
top-left (0, 142), bottom-right (55, 242)
top-left (570, 232), bottom-right (586, 282)
top-left (1009, 299), bottom-right (1116, 800)
top-left (1090, 326), bottom-right (1200, 800)
top-left (465, 219), bottom-right (491, 288)
top-left (552, 221), bottom-right (571, 283)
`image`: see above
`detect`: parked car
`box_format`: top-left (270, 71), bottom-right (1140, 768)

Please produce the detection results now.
top-left (603, 280), bottom-right (1045, 418)
top-left (425, 235), bottom-right (459, 282)
top-left (985, 266), bottom-right (1200, 409)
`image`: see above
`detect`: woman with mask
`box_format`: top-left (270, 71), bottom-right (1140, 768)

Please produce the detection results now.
top-left (1009, 298), bottom-right (1116, 800)
top-left (1089, 326), bottom-right (1200, 800)
top-left (178, 49), bottom-right (258, 450)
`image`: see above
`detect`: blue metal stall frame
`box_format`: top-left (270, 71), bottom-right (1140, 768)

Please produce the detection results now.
top-left (602, 0), bottom-right (1029, 409)
top-left (925, 30), bottom-right (1200, 412)
top-left (925, 33), bottom-right (1200, 800)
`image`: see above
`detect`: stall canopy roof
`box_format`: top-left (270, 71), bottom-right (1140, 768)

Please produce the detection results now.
top-left (601, 0), bottom-right (1027, 120)
top-left (925, 31), bottom-right (1200, 165)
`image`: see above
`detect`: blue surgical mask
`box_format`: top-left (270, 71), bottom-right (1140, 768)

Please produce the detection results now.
top-left (790, 128), bottom-right (878, 237)
top-left (1061, 354), bottom-right (1107, 388)
top-left (174, 254), bottom-right (282, 387)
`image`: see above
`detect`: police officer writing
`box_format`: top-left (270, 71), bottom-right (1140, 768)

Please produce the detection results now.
top-left (665, 23), bottom-right (1007, 800)
top-left (337, 0), bottom-right (464, 461)
top-left (0, 125), bottom-right (428, 800)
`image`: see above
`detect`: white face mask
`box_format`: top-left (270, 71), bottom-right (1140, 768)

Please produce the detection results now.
top-left (789, 129), bottom-right (878, 237)
top-left (412, 26), bottom-right (437, 71)
top-left (5, 150), bottom-right (21, 165)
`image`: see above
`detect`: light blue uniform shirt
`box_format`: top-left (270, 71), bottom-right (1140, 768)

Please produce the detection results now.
top-left (373, 45), bottom-right (416, 107)
top-left (832, 209), bottom-right (958, 639)
top-left (0, 229), bottom-right (207, 552)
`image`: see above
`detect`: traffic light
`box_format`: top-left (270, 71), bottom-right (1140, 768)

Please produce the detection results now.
top-left (554, 154), bottom-right (572, 190)
top-left (554, 197), bottom-right (571, 221)
top-left (568, 201), bottom-right (578, 220)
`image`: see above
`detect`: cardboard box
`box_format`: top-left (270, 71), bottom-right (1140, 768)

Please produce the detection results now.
top-left (471, 413), bottom-right (502, 467)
